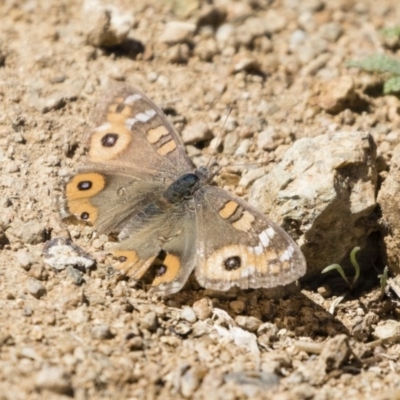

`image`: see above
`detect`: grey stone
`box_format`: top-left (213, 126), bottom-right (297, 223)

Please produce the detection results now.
top-left (373, 319), bottom-right (400, 340)
top-left (66, 266), bottom-right (84, 285)
top-left (159, 21), bottom-right (196, 45)
top-left (235, 316), bottom-right (262, 332)
top-left (257, 127), bottom-right (278, 151)
top-left (43, 238), bottom-right (95, 271)
top-left (92, 323), bottom-right (114, 340)
top-left (180, 306), bottom-right (197, 323)
top-left (27, 278), bottom-right (46, 299)
top-left (181, 121), bottom-right (212, 144)
top-left (140, 311), bottom-right (158, 332)
top-left (16, 250), bottom-right (35, 271)
top-left (378, 144), bottom-right (400, 275)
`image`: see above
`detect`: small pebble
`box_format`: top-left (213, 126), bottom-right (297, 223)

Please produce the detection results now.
top-left (16, 250), bottom-right (35, 271)
top-left (232, 52), bottom-right (260, 73)
top-left (373, 320), bottom-right (400, 340)
top-left (223, 131), bottom-right (239, 155)
top-left (28, 264), bottom-right (48, 281)
top-left (67, 307), bottom-right (89, 324)
top-left (257, 127), bottom-right (278, 151)
top-left (317, 285), bottom-right (332, 298)
top-left (159, 21), bottom-right (196, 45)
top-left (92, 324), bottom-right (114, 340)
top-left (181, 121), bottom-right (213, 144)
top-left (229, 300), bottom-right (246, 314)
top-left (318, 76), bottom-right (356, 113)
top-left (24, 306), bottom-right (33, 317)
top-left (192, 298), bottom-right (213, 320)
top-left (66, 266), bottom-right (84, 285)
top-left (35, 366), bottom-right (73, 395)
top-left (14, 220), bottom-right (46, 245)
top-left (126, 336), bottom-right (143, 351)
top-left (27, 278), bottom-right (46, 299)
top-left (180, 306), bottom-right (197, 323)
top-left (83, 3), bottom-right (133, 47)
top-left (215, 23), bottom-right (234, 44)
top-left (319, 334), bottom-right (351, 372)
top-left (235, 316), bottom-right (263, 332)
top-left (167, 43), bottom-right (190, 64)
top-left (318, 22), bottom-right (342, 42)
top-left (234, 138), bottom-right (251, 156)
top-left (140, 311), bottom-right (158, 332)
top-left (173, 321), bottom-right (192, 337)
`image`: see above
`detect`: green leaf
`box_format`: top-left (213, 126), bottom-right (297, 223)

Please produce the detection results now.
top-left (346, 54), bottom-right (400, 75)
top-left (384, 76), bottom-right (400, 94)
top-left (321, 264), bottom-right (351, 287)
top-left (381, 26), bottom-right (400, 38)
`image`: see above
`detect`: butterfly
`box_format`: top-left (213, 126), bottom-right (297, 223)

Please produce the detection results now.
top-left (64, 86), bottom-right (306, 295)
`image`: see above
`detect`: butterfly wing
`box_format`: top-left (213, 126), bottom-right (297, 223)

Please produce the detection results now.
top-left (82, 85), bottom-right (194, 181)
top-left (112, 201), bottom-right (198, 296)
top-left (65, 173), bottom-right (167, 234)
top-left (65, 86), bottom-right (194, 232)
top-left (194, 186), bottom-right (306, 291)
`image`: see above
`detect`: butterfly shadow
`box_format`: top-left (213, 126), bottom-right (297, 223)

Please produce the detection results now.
top-left (158, 276), bottom-right (350, 339)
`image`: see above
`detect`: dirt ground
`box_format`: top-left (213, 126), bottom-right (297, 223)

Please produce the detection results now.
top-left (1, 0), bottom-right (400, 399)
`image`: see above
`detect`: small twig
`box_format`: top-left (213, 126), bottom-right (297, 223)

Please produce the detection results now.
top-left (294, 341), bottom-right (324, 354)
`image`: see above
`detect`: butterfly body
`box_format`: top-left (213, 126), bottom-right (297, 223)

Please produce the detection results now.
top-left (64, 87), bottom-right (306, 295)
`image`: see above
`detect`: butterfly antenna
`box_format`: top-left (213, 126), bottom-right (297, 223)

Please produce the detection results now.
top-left (206, 107), bottom-right (232, 169)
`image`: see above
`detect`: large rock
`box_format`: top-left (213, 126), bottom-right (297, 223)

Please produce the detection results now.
top-left (250, 131), bottom-right (378, 278)
top-left (378, 144), bottom-right (400, 275)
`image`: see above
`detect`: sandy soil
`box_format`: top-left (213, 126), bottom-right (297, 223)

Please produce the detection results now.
top-left (0, 0), bottom-right (400, 399)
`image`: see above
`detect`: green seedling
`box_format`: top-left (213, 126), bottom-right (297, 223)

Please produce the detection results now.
top-left (322, 247), bottom-right (361, 290)
top-left (346, 53), bottom-right (400, 94)
top-left (378, 266), bottom-right (389, 298)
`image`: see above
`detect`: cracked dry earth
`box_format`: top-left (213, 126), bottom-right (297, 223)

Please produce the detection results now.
top-left (1, 0), bottom-right (400, 399)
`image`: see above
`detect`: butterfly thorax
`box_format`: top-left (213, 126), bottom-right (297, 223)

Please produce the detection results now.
top-left (162, 166), bottom-right (213, 205)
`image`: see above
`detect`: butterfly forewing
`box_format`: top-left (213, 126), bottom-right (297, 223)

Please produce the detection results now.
top-left (83, 86), bottom-right (194, 181)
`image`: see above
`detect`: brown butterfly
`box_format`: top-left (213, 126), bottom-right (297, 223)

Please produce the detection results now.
top-left (64, 86), bottom-right (306, 295)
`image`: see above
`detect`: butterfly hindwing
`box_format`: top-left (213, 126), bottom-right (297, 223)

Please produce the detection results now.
top-left (112, 197), bottom-right (198, 296)
top-left (194, 186), bottom-right (306, 291)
